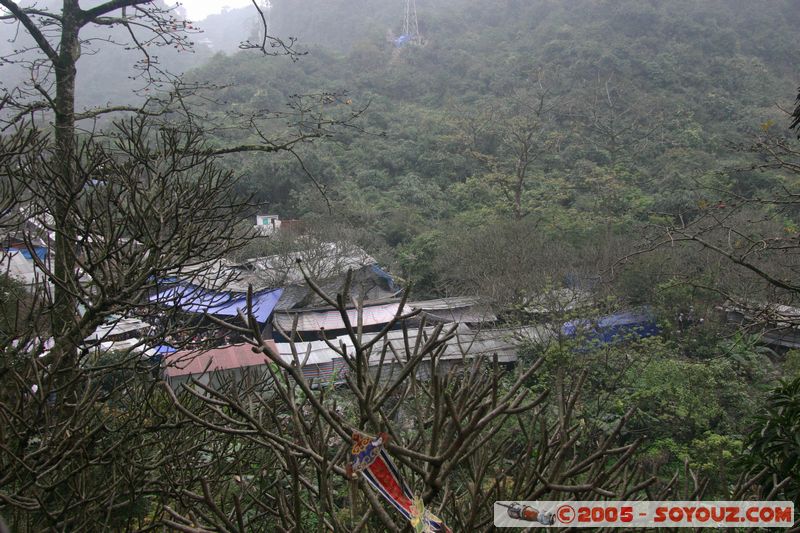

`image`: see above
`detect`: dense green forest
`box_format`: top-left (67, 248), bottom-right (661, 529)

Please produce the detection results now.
top-left (185, 0), bottom-right (800, 292)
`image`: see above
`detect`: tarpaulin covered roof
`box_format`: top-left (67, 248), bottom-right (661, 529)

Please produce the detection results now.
top-left (4, 245), bottom-right (48, 261)
top-left (562, 309), bottom-right (659, 344)
top-left (144, 344), bottom-right (177, 359)
top-left (273, 301), bottom-right (411, 333)
top-left (153, 344), bottom-right (177, 354)
top-left (150, 283), bottom-right (283, 323)
top-left (163, 342), bottom-right (279, 378)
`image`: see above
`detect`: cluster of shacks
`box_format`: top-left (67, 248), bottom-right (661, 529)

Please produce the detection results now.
top-left (3, 220), bottom-right (684, 389)
top-left (2, 221), bottom-right (545, 389)
top-left (3, 228), bottom-right (676, 390)
top-left (151, 239), bottom-right (612, 389)
top-left (6, 215), bottom-right (798, 394)
top-left (154, 249), bottom-right (538, 389)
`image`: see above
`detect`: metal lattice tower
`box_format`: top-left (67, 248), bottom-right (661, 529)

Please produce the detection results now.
top-left (402, 0), bottom-right (420, 44)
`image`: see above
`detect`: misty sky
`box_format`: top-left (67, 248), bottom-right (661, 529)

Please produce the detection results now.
top-left (176, 0), bottom-right (255, 21)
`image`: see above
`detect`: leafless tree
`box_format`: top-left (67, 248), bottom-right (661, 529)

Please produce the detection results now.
top-left (457, 72), bottom-right (565, 220)
top-left (572, 77), bottom-right (669, 169)
top-left (0, 0), bottom-right (362, 353)
top-left (0, 113), bottom-right (256, 528)
top-left (0, 1), bottom-right (360, 529)
top-left (153, 270), bottom-right (676, 532)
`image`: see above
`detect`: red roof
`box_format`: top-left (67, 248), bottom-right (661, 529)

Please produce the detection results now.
top-left (164, 342), bottom-right (278, 378)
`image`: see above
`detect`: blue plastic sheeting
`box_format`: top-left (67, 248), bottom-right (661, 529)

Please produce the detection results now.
top-left (562, 309), bottom-right (660, 346)
top-left (394, 34), bottom-right (411, 47)
top-left (370, 264), bottom-right (396, 291)
top-left (153, 345), bottom-right (176, 354)
top-left (147, 344), bottom-right (176, 364)
top-left (151, 283), bottom-right (283, 323)
top-left (4, 246), bottom-right (47, 261)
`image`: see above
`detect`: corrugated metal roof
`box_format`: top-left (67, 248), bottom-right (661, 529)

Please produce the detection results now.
top-left (407, 296), bottom-right (497, 324)
top-left (301, 358), bottom-right (348, 382)
top-left (270, 324), bottom-right (552, 370)
top-left (407, 296), bottom-right (482, 310)
top-left (163, 341), bottom-right (279, 377)
top-left (164, 340), bottom-right (354, 384)
top-left (273, 302), bottom-right (411, 333)
top-left (360, 325), bottom-right (550, 364)
top-left (85, 317), bottom-right (151, 341)
top-left (276, 338), bottom-right (353, 365)
top-left (723, 302), bottom-right (800, 325)
top-left (421, 307), bottom-right (497, 324)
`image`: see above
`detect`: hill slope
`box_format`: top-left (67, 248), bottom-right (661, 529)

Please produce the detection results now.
top-left (187, 0), bottom-right (799, 275)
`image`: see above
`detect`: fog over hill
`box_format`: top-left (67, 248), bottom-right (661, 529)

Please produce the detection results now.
top-left (0, 0), bottom-right (212, 110)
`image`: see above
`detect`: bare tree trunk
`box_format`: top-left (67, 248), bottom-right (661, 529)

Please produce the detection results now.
top-left (51, 1), bottom-right (81, 363)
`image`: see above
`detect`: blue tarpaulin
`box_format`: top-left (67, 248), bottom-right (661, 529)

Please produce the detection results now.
top-left (153, 345), bottom-right (176, 354)
top-left (4, 246), bottom-right (47, 261)
top-left (147, 344), bottom-right (176, 364)
top-left (151, 283), bottom-right (283, 323)
top-left (370, 264), bottom-right (396, 292)
top-left (562, 309), bottom-right (660, 346)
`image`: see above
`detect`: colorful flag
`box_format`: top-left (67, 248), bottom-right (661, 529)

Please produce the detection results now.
top-left (348, 432), bottom-right (451, 533)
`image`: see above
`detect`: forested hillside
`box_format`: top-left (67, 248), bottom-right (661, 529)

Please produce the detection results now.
top-left (187, 0), bottom-right (799, 293)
